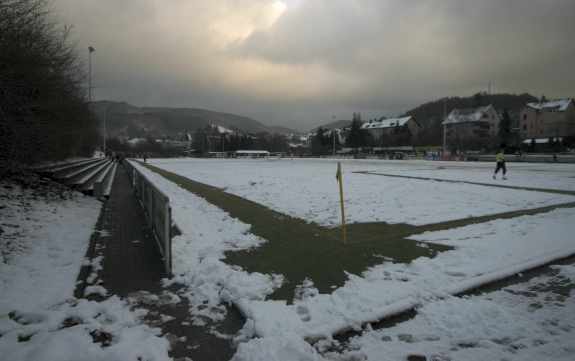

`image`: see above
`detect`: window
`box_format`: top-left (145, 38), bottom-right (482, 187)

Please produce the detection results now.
top-left (492, 115), bottom-right (495, 119)
top-left (540, 129), bottom-right (544, 134)
top-left (523, 114), bottom-right (527, 120)
top-left (539, 119), bottom-right (543, 124)
top-left (523, 124), bottom-right (527, 130)
top-left (530, 124), bottom-right (533, 129)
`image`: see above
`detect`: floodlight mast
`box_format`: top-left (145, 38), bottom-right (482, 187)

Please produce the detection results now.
top-left (88, 47), bottom-right (94, 103)
top-left (103, 100), bottom-right (106, 153)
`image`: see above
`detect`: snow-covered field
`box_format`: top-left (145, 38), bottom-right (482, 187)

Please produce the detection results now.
top-left (1, 158), bottom-right (575, 360)
top-left (150, 158), bottom-right (575, 227)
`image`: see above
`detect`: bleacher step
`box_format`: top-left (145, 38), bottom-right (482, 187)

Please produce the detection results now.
top-left (35, 158), bottom-right (117, 198)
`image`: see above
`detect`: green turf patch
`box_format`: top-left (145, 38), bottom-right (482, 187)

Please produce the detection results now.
top-left (357, 171), bottom-right (575, 196)
top-left (138, 162), bottom-right (575, 303)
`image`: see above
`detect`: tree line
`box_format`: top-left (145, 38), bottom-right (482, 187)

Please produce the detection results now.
top-left (0, 0), bottom-right (98, 178)
top-left (110, 107), bottom-right (575, 158)
top-left (312, 107), bottom-right (517, 155)
top-left (190, 126), bottom-right (289, 154)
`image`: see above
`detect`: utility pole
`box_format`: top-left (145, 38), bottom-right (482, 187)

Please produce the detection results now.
top-left (443, 97), bottom-right (447, 156)
top-left (333, 116), bottom-right (336, 156)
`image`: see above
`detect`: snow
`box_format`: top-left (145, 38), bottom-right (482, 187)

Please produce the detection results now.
top-left (443, 104), bottom-right (493, 124)
top-left (526, 98), bottom-right (573, 112)
top-left (361, 116), bottom-right (413, 129)
top-left (0, 178), bottom-right (170, 361)
top-left (523, 137), bottom-right (562, 144)
top-left (146, 158), bottom-right (575, 227)
top-left (2, 158), bottom-right (575, 360)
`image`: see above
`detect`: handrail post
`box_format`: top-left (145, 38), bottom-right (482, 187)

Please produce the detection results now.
top-left (165, 201), bottom-right (171, 275)
top-left (148, 183), bottom-right (153, 225)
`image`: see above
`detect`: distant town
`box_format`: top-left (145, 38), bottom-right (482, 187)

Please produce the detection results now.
top-left (97, 94), bottom-right (575, 160)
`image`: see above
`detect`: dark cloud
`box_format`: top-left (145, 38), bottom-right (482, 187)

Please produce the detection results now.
top-left (56, 0), bottom-right (575, 132)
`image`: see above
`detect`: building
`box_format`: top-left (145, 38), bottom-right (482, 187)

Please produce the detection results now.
top-left (518, 99), bottom-right (575, 139)
top-left (234, 150), bottom-right (272, 158)
top-left (207, 151), bottom-right (230, 158)
top-left (287, 134), bottom-right (312, 148)
top-left (522, 137), bottom-right (562, 153)
top-left (126, 138), bottom-right (147, 147)
top-left (361, 116), bottom-right (421, 138)
top-left (443, 104), bottom-right (501, 150)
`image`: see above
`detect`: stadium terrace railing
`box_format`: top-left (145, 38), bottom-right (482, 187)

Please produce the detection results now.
top-left (124, 160), bottom-right (172, 275)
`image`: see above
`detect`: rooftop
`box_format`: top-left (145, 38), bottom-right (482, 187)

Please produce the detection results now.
top-left (525, 99), bottom-right (573, 112)
top-left (443, 104), bottom-right (494, 125)
top-left (361, 116), bottom-right (414, 129)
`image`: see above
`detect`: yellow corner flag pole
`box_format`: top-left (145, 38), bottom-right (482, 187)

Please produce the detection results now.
top-left (335, 162), bottom-right (347, 244)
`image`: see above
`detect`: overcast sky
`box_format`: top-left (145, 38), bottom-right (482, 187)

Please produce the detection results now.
top-left (57, 0), bottom-right (575, 132)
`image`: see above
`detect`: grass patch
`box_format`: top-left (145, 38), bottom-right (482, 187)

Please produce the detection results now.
top-left (357, 171), bottom-right (575, 196)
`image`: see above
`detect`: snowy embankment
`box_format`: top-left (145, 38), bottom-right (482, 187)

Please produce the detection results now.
top-left (137, 158), bottom-right (575, 360)
top-left (0, 177), bottom-right (170, 361)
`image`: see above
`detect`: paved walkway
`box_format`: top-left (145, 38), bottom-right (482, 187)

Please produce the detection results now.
top-left (75, 164), bottom-right (244, 361)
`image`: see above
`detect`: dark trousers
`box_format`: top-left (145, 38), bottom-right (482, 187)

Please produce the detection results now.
top-left (495, 161), bottom-right (506, 175)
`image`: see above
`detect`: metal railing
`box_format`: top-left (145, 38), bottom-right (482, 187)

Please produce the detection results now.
top-left (124, 160), bottom-right (172, 275)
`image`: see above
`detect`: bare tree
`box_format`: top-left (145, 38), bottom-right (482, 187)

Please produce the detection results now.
top-left (0, 0), bottom-right (98, 176)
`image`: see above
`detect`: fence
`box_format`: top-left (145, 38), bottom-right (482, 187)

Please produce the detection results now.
top-left (124, 160), bottom-right (172, 275)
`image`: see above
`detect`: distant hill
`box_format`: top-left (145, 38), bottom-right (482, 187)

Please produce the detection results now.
top-left (268, 125), bottom-right (301, 135)
top-left (93, 93), bottom-right (543, 141)
top-left (91, 101), bottom-right (276, 140)
top-left (308, 119), bottom-right (352, 134)
top-left (402, 92), bottom-right (540, 128)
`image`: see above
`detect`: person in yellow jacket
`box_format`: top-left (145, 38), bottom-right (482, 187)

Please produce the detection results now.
top-left (493, 149), bottom-right (507, 179)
